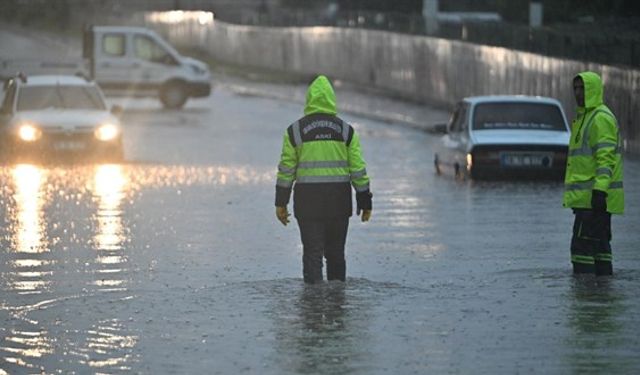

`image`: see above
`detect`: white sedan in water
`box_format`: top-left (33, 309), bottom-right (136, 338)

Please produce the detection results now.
top-left (433, 95), bottom-right (571, 180)
top-left (0, 74), bottom-right (123, 161)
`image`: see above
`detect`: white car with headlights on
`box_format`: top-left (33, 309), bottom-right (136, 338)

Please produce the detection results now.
top-left (433, 95), bottom-right (570, 180)
top-left (0, 74), bottom-right (123, 161)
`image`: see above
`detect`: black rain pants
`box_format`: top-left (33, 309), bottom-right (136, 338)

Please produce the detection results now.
top-left (571, 209), bottom-right (612, 275)
top-left (297, 218), bottom-right (349, 283)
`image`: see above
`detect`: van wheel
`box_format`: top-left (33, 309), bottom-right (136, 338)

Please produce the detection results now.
top-left (160, 82), bottom-right (187, 109)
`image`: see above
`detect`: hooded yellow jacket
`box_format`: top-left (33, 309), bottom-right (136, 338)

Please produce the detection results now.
top-left (275, 75), bottom-right (370, 219)
top-left (563, 72), bottom-right (624, 214)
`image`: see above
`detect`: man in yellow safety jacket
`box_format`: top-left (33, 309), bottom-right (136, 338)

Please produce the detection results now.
top-left (275, 75), bottom-right (372, 283)
top-left (563, 71), bottom-right (624, 275)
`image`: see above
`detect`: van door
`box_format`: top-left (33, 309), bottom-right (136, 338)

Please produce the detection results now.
top-left (94, 32), bottom-right (134, 89)
top-left (131, 33), bottom-right (179, 89)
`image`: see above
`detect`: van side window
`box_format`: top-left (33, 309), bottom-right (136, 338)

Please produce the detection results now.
top-left (103, 34), bottom-right (125, 57)
top-left (134, 35), bottom-right (176, 65)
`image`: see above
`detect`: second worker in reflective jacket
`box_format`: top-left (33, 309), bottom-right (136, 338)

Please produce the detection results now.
top-left (564, 71), bottom-right (624, 275)
top-left (275, 75), bottom-right (372, 284)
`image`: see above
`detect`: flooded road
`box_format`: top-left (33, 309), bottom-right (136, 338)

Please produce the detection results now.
top-left (1, 24), bottom-right (640, 372)
top-left (0, 84), bottom-right (638, 374)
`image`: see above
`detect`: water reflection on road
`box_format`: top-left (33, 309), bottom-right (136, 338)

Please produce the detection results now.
top-left (567, 275), bottom-right (637, 375)
top-left (0, 163), bottom-right (135, 372)
top-left (0, 161), bottom-right (272, 373)
top-left (271, 282), bottom-right (362, 375)
top-left (92, 165), bottom-right (128, 292)
top-left (10, 165), bottom-right (49, 295)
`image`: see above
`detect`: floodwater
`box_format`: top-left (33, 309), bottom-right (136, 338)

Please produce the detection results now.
top-left (0, 84), bottom-right (638, 374)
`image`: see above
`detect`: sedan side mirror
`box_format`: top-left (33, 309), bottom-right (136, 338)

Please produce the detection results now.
top-left (111, 104), bottom-right (123, 117)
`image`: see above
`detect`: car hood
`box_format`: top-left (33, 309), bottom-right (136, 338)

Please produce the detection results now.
top-left (471, 129), bottom-right (570, 146)
top-left (11, 110), bottom-right (119, 130)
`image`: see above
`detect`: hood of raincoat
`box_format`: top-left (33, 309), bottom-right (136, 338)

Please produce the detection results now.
top-left (576, 71), bottom-right (603, 110)
top-left (304, 75), bottom-right (337, 116)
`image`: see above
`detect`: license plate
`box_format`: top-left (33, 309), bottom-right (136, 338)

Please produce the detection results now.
top-left (53, 141), bottom-right (86, 151)
top-left (501, 153), bottom-right (553, 167)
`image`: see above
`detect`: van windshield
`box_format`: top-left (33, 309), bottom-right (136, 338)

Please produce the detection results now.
top-left (17, 85), bottom-right (106, 111)
top-left (472, 102), bottom-right (567, 131)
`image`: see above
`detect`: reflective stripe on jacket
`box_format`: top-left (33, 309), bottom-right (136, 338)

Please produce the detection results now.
top-left (563, 72), bottom-right (624, 214)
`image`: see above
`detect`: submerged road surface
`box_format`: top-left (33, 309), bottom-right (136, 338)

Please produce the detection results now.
top-left (0, 82), bottom-right (638, 374)
top-left (1, 26), bottom-right (640, 375)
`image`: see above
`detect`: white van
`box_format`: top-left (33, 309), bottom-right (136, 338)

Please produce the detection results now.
top-left (1, 26), bottom-right (211, 109)
top-left (84, 26), bottom-right (211, 109)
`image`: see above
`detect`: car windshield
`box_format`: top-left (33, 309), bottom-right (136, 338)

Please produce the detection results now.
top-left (17, 85), bottom-right (106, 111)
top-left (472, 102), bottom-right (566, 131)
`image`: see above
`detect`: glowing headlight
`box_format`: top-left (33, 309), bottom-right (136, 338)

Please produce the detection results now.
top-left (18, 123), bottom-right (42, 142)
top-left (95, 124), bottom-right (119, 141)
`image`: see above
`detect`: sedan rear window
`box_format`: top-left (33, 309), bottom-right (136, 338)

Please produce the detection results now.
top-left (473, 102), bottom-right (566, 131)
top-left (17, 85), bottom-right (106, 111)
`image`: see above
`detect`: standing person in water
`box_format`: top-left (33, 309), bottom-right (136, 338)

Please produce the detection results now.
top-left (275, 75), bottom-right (372, 283)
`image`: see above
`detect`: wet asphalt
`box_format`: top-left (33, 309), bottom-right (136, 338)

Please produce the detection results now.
top-left (0, 83), bottom-right (638, 374)
top-left (1, 25), bottom-right (640, 375)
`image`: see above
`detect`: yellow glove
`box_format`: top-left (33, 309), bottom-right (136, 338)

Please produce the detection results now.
top-left (361, 209), bottom-right (372, 222)
top-left (276, 206), bottom-right (290, 226)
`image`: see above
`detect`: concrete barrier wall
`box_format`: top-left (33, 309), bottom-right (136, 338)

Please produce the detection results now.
top-left (145, 17), bottom-right (640, 154)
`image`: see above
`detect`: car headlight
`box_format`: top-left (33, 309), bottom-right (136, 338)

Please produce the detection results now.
top-left (95, 123), bottom-right (120, 141)
top-left (18, 123), bottom-right (42, 142)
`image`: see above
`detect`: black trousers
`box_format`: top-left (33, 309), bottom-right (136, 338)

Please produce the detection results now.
top-left (571, 209), bottom-right (612, 275)
top-left (297, 218), bottom-right (349, 283)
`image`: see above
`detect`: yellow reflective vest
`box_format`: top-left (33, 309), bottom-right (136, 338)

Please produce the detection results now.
top-left (275, 75), bottom-right (370, 219)
top-left (563, 72), bottom-right (624, 214)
